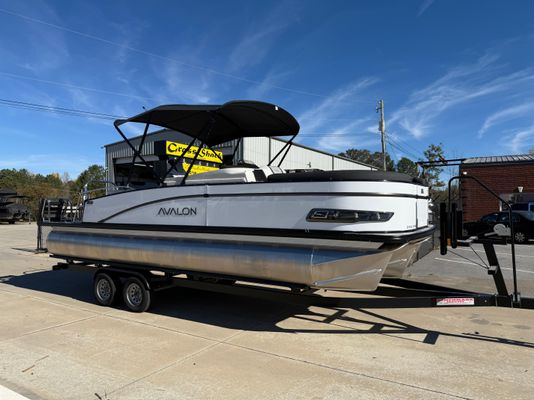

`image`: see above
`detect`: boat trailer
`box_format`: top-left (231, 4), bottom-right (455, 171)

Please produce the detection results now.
top-left (50, 174), bottom-right (534, 312)
top-left (51, 231), bottom-right (534, 313)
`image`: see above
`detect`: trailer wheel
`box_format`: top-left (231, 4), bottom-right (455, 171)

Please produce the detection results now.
top-left (123, 277), bottom-right (151, 312)
top-left (94, 273), bottom-right (117, 306)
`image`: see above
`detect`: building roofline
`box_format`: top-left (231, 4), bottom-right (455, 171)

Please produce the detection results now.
top-left (104, 129), bottom-right (376, 169)
top-left (461, 153), bottom-right (534, 166)
top-left (270, 137), bottom-right (376, 169)
top-left (103, 128), bottom-right (168, 148)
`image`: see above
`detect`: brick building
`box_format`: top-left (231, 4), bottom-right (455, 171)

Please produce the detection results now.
top-left (460, 154), bottom-right (534, 222)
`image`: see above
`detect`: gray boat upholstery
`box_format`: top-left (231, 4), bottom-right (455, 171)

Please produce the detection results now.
top-left (182, 165), bottom-right (285, 185)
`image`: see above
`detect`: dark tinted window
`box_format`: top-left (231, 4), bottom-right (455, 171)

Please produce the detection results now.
top-left (498, 213), bottom-right (509, 223)
top-left (481, 213), bottom-right (498, 223)
top-left (498, 213), bottom-right (521, 223)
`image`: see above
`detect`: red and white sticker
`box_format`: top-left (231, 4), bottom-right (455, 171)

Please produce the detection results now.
top-left (436, 297), bottom-right (475, 306)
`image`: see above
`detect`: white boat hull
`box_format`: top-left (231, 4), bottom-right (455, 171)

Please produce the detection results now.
top-left (45, 177), bottom-right (433, 291)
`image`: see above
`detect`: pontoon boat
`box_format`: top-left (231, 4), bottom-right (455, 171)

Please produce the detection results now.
top-left (42, 101), bottom-right (433, 294)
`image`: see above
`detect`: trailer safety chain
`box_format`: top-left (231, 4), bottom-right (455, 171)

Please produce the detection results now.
top-left (448, 248), bottom-right (489, 270)
top-left (467, 245), bottom-right (490, 269)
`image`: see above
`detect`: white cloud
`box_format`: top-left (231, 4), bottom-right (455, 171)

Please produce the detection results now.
top-left (298, 78), bottom-right (378, 134)
top-left (417, 0), bottom-right (435, 17)
top-left (391, 53), bottom-right (534, 138)
top-left (315, 118), bottom-right (377, 152)
top-left (227, 2), bottom-right (299, 73)
top-left (501, 125), bottom-right (534, 153)
top-left (246, 68), bottom-right (295, 99)
top-left (14, 2), bottom-right (70, 72)
top-left (157, 61), bottom-right (213, 104)
top-left (478, 102), bottom-right (534, 137)
top-left (291, 78), bottom-right (379, 153)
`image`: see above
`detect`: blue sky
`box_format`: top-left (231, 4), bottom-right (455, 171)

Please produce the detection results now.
top-left (1, 0), bottom-right (534, 177)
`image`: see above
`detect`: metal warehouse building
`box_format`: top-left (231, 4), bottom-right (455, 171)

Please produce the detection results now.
top-left (460, 154), bottom-right (534, 222)
top-left (104, 129), bottom-right (374, 186)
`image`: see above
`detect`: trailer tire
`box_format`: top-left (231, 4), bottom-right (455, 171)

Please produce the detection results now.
top-left (8, 220), bottom-right (15, 225)
top-left (123, 277), bottom-right (151, 312)
top-left (94, 273), bottom-right (117, 306)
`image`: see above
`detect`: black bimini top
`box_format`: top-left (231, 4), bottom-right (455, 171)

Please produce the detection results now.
top-left (114, 100), bottom-right (300, 147)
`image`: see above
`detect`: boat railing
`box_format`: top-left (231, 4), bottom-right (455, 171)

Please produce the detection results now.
top-left (81, 180), bottom-right (131, 202)
top-left (40, 198), bottom-right (78, 223)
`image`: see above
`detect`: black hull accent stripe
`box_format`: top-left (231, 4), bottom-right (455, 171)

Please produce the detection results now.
top-left (97, 191), bottom-right (429, 223)
top-left (42, 222), bottom-right (435, 244)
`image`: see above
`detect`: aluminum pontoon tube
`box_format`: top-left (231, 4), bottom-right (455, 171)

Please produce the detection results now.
top-left (47, 231), bottom-right (393, 291)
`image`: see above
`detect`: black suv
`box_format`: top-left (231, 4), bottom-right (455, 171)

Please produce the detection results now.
top-left (463, 212), bottom-right (534, 244)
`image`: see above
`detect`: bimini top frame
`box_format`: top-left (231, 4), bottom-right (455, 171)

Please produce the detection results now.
top-left (113, 100), bottom-right (300, 185)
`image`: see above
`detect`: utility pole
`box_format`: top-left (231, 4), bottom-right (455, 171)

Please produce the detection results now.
top-left (377, 99), bottom-right (386, 171)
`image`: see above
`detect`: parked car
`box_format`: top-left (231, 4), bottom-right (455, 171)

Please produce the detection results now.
top-left (511, 202), bottom-right (534, 221)
top-left (463, 211), bottom-right (534, 244)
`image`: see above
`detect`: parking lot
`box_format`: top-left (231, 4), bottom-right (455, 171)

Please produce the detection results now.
top-left (0, 223), bottom-right (533, 399)
top-left (409, 239), bottom-right (534, 298)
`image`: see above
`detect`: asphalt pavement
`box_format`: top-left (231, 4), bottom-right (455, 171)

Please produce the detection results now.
top-left (409, 241), bottom-right (534, 297)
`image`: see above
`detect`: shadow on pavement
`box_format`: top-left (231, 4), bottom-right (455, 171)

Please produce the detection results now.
top-left (2, 268), bottom-right (534, 350)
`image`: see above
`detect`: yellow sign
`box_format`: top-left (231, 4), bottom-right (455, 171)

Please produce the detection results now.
top-left (165, 140), bottom-right (223, 164)
top-left (183, 162), bottom-right (219, 175)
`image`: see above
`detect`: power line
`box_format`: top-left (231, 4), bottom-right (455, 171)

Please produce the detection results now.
top-left (0, 97), bottom-right (385, 136)
top-left (386, 140), bottom-right (399, 164)
top-left (387, 139), bottom-right (419, 160)
top-left (388, 133), bottom-right (426, 158)
top-left (0, 71), bottom-right (161, 102)
top-left (0, 98), bottom-right (400, 146)
top-left (0, 7), bottom-right (343, 100)
top-left (0, 98), bottom-right (125, 120)
top-left (386, 138), bottom-right (422, 161)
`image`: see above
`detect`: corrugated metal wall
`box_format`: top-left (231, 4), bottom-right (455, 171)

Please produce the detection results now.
top-left (106, 130), bottom-right (373, 182)
top-left (104, 130), bottom-right (235, 182)
top-left (243, 137), bottom-right (372, 171)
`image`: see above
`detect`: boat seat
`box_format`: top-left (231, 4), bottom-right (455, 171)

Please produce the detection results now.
top-left (252, 166), bottom-right (285, 182)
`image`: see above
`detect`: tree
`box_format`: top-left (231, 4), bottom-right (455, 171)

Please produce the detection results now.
top-left (396, 157), bottom-right (418, 176)
top-left (0, 169), bottom-right (68, 218)
top-left (339, 148), bottom-right (395, 171)
top-left (72, 164), bottom-right (107, 203)
top-left (420, 143), bottom-right (446, 190)
top-left (0, 165), bottom-right (106, 219)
